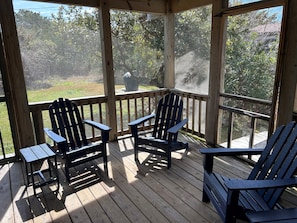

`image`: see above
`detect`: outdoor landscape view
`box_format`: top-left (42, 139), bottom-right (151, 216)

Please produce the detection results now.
top-left (0, 0), bottom-right (282, 156)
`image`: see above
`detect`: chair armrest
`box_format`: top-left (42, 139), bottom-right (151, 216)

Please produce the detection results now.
top-left (84, 120), bottom-right (111, 132)
top-left (225, 178), bottom-right (297, 216)
top-left (128, 113), bottom-right (155, 127)
top-left (167, 119), bottom-right (188, 134)
top-left (200, 148), bottom-right (264, 173)
top-left (84, 120), bottom-right (111, 143)
top-left (225, 177), bottom-right (297, 190)
top-left (44, 128), bottom-right (66, 144)
top-left (200, 148), bottom-right (264, 156)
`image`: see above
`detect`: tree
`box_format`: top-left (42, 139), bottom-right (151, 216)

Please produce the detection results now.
top-left (224, 9), bottom-right (279, 102)
top-left (15, 7), bottom-right (103, 89)
top-left (174, 6), bottom-right (212, 91)
top-left (110, 11), bottom-right (164, 86)
top-left (222, 5), bottom-right (281, 139)
top-left (175, 7), bottom-right (211, 60)
top-left (15, 10), bottom-right (56, 89)
top-left (14, 3), bottom-right (280, 99)
top-left (50, 6), bottom-right (102, 77)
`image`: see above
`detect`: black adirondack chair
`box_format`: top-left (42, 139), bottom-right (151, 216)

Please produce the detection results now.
top-left (128, 93), bottom-right (188, 169)
top-left (44, 98), bottom-right (111, 182)
top-left (200, 121), bottom-right (297, 223)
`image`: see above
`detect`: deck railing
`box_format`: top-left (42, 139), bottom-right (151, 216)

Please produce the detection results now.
top-left (0, 89), bottom-right (272, 163)
top-left (219, 93), bottom-right (271, 150)
top-left (29, 89), bottom-right (208, 145)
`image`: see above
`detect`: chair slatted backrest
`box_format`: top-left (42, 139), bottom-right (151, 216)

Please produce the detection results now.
top-left (49, 98), bottom-right (88, 150)
top-left (247, 121), bottom-right (297, 208)
top-left (152, 93), bottom-right (183, 141)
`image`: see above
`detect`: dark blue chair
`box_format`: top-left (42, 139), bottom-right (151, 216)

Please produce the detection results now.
top-left (129, 93), bottom-right (188, 169)
top-left (200, 121), bottom-right (297, 223)
top-left (44, 98), bottom-right (111, 182)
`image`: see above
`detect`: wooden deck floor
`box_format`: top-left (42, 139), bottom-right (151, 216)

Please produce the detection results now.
top-left (1, 134), bottom-right (295, 223)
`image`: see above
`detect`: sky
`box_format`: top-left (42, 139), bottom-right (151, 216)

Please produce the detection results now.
top-left (13, 0), bottom-right (61, 16)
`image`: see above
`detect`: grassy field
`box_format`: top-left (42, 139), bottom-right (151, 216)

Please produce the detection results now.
top-left (0, 76), bottom-right (157, 156)
top-left (28, 76), bottom-right (119, 102)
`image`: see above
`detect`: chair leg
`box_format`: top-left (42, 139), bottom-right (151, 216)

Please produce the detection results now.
top-left (167, 149), bottom-right (171, 169)
top-left (181, 143), bottom-right (189, 159)
top-left (65, 161), bottom-right (70, 182)
top-left (134, 146), bottom-right (139, 162)
top-left (103, 153), bottom-right (108, 177)
top-left (225, 209), bottom-right (236, 223)
top-left (202, 188), bottom-right (210, 202)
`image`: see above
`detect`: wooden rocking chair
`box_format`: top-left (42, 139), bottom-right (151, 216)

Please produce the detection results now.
top-left (129, 93), bottom-right (188, 169)
top-left (200, 121), bottom-right (297, 223)
top-left (44, 98), bottom-right (111, 182)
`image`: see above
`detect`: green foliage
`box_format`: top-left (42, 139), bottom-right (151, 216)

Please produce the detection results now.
top-left (139, 14), bottom-right (164, 51)
top-left (15, 7), bottom-right (102, 90)
top-left (14, 4), bottom-right (280, 100)
top-left (224, 9), bottom-right (280, 101)
top-left (175, 7), bottom-right (211, 59)
top-left (0, 103), bottom-right (14, 155)
top-left (174, 6), bottom-right (212, 90)
top-left (110, 11), bottom-right (164, 85)
top-left (222, 5), bottom-right (281, 142)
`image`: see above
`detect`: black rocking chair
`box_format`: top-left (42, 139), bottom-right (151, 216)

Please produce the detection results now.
top-left (44, 98), bottom-right (111, 182)
top-left (129, 93), bottom-right (188, 169)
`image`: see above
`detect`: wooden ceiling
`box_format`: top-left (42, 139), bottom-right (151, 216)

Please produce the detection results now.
top-left (28, 0), bottom-right (212, 13)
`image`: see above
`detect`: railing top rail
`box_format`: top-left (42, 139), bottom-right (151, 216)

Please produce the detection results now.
top-left (220, 92), bottom-right (272, 106)
top-left (171, 89), bottom-right (209, 100)
top-left (29, 95), bottom-right (108, 111)
top-left (115, 88), bottom-right (169, 99)
top-left (220, 105), bottom-right (270, 120)
top-left (28, 88), bottom-right (209, 111)
top-left (0, 96), bottom-right (5, 103)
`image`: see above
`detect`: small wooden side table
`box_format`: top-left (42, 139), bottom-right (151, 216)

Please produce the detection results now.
top-left (20, 143), bottom-right (59, 195)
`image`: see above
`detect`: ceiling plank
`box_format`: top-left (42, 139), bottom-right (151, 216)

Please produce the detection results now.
top-left (170, 0), bottom-right (212, 13)
top-left (27, 0), bottom-right (100, 7)
top-left (110, 0), bottom-right (165, 13)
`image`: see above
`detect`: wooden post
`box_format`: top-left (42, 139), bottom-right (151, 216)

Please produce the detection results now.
top-left (99, 0), bottom-right (118, 140)
top-left (205, 0), bottom-right (228, 146)
top-left (0, 0), bottom-right (35, 152)
top-left (164, 3), bottom-right (175, 89)
top-left (276, 0), bottom-right (297, 126)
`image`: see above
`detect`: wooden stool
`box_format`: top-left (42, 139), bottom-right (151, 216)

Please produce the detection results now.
top-left (20, 143), bottom-right (59, 196)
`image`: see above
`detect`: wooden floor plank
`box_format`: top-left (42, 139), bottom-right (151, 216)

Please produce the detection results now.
top-left (0, 163), bottom-right (14, 223)
top-left (107, 145), bottom-right (170, 223)
top-left (2, 135), bottom-right (297, 223)
top-left (58, 165), bottom-right (93, 223)
top-left (77, 187), bottom-right (112, 223)
top-left (135, 159), bottom-right (206, 222)
top-left (9, 162), bottom-right (34, 223)
top-left (110, 141), bottom-right (192, 222)
top-left (119, 139), bottom-right (219, 223)
top-left (68, 161), bottom-right (113, 223)
top-left (100, 174), bottom-right (150, 223)
top-left (38, 182), bottom-right (72, 223)
top-left (26, 186), bottom-right (53, 223)
top-left (88, 181), bottom-right (131, 223)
